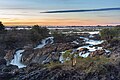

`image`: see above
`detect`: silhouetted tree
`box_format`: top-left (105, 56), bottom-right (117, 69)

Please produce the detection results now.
top-left (0, 22), bottom-right (5, 31)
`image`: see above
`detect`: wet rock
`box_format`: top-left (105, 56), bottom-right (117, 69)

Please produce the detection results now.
top-left (22, 43), bottom-right (76, 64)
top-left (4, 50), bottom-right (15, 64)
top-left (90, 50), bottom-right (105, 57)
top-left (2, 65), bottom-right (18, 72)
top-left (89, 34), bottom-right (101, 40)
top-left (79, 48), bottom-right (89, 52)
top-left (0, 58), bottom-right (7, 65)
top-left (23, 44), bottom-right (33, 50)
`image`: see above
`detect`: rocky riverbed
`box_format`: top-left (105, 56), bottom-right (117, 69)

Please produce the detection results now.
top-left (0, 30), bottom-right (120, 80)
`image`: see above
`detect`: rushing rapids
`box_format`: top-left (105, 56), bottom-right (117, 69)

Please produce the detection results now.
top-left (59, 31), bottom-right (110, 62)
top-left (10, 31), bottom-right (110, 67)
top-left (10, 50), bottom-right (26, 68)
top-left (10, 37), bottom-right (54, 68)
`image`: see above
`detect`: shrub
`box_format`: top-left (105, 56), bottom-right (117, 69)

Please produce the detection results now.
top-left (30, 25), bottom-right (50, 43)
top-left (51, 30), bottom-right (67, 43)
top-left (100, 27), bottom-right (120, 42)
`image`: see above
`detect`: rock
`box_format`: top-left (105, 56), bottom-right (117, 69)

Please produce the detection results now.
top-left (4, 50), bottom-right (15, 64)
top-left (9, 57), bottom-right (120, 80)
top-left (89, 34), bottom-right (101, 40)
top-left (23, 44), bottom-right (33, 50)
top-left (0, 65), bottom-right (6, 72)
top-left (17, 67), bottom-right (86, 80)
top-left (79, 48), bottom-right (89, 52)
top-left (90, 50), bottom-right (105, 57)
top-left (22, 43), bottom-right (76, 64)
top-left (0, 48), bottom-right (6, 58)
top-left (0, 72), bottom-right (15, 80)
top-left (0, 58), bottom-right (7, 65)
top-left (2, 64), bottom-right (18, 72)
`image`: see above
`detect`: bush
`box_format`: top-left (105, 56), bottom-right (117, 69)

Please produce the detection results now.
top-left (30, 25), bottom-right (50, 43)
top-left (51, 30), bottom-right (67, 43)
top-left (100, 27), bottom-right (120, 41)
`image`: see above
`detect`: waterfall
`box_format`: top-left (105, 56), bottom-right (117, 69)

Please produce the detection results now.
top-left (34, 37), bottom-right (54, 49)
top-left (59, 31), bottom-right (105, 62)
top-left (77, 32), bottom-right (104, 58)
top-left (10, 37), bottom-right (54, 68)
top-left (10, 50), bottom-right (26, 68)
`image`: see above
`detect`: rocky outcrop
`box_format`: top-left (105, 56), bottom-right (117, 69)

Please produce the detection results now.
top-left (90, 50), bottom-right (106, 57)
top-left (102, 38), bottom-right (120, 61)
top-left (79, 48), bottom-right (89, 52)
top-left (22, 43), bottom-right (77, 64)
top-left (14, 60), bottom-right (120, 80)
top-left (0, 58), bottom-right (19, 80)
top-left (17, 68), bottom-right (85, 80)
top-left (0, 58), bottom-right (7, 65)
top-left (89, 34), bottom-right (101, 40)
top-left (0, 48), bottom-right (6, 58)
top-left (90, 50), bottom-right (105, 57)
top-left (0, 59), bottom-right (120, 80)
top-left (4, 50), bottom-right (15, 64)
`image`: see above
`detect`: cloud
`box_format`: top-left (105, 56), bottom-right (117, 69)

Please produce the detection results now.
top-left (41, 7), bottom-right (120, 13)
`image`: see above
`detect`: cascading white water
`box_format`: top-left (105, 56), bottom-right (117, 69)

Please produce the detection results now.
top-left (34, 37), bottom-right (54, 49)
top-left (10, 50), bottom-right (26, 68)
top-left (77, 32), bottom-right (104, 58)
top-left (10, 37), bottom-right (54, 68)
top-left (59, 31), bottom-right (109, 62)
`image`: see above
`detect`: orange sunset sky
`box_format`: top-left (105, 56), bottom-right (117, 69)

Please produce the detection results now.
top-left (0, 0), bottom-right (120, 26)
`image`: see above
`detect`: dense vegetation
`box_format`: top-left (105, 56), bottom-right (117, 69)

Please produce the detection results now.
top-left (0, 24), bottom-right (50, 58)
top-left (30, 25), bottom-right (49, 43)
top-left (100, 27), bottom-right (120, 42)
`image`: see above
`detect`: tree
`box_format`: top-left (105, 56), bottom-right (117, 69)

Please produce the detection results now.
top-left (51, 30), bottom-right (66, 43)
top-left (0, 22), bottom-right (5, 31)
top-left (63, 50), bottom-right (78, 67)
top-left (31, 25), bottom-right (49, 37)
top-left (30, 25), bottom-right (50, 43)
top-left (100, 27), bottom-right (120, 42)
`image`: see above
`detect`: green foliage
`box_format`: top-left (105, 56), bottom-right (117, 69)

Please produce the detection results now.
top-left (51, 30), bottom-right (64, 37)
top-left (45, 61), bottom-right (62, 69)
top-left (100, 27), bottom-right (120, 41)
top-left (63, 50), bottom-right (72, 60)
top-left (45, 55), bottom-right (110, 72)
top-left (30, 25), bottom-right (50, 43)
top-left (77, 56), bottom-right (109, 73)
top-left (51, 30), bottom-right (67, 42)
top-left (63, 55), bottom-right (110, 73)
top-left (32, 25), bottom-right (49, 36)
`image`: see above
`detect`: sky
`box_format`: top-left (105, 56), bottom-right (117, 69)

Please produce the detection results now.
top-left (0, 0), bottom-right (120, 26)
